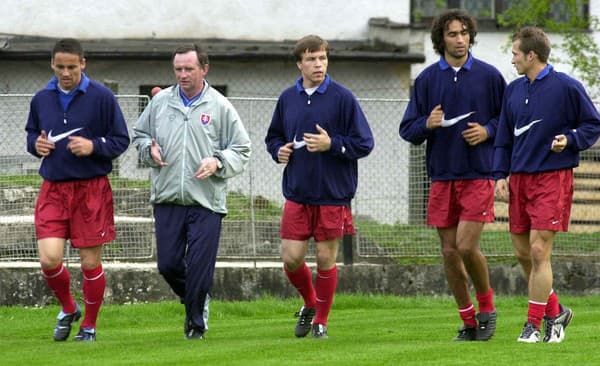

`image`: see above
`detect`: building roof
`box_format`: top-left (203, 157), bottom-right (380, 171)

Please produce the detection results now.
top-left (0, 35), bottom-right (424, 63)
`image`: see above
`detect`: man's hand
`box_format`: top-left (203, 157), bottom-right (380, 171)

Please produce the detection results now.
top-left (150, 139), bottom-right (168, 166)
top-left (462, 122), bottom-right (488, 146)
top-left (277, 142), bottom-right (294, 163)
top-left (426, 104), bottom-right (443, 130)
top-left (495, 179), bottom-right (509, 203)
top-left (35, 130), bottom-right (55, 157)
top-left (551, 134), bottom-right (567, 153)
top-left (303, 124), bottom-right (331, 152)
top-left (67, 136), bottom-right (93, 157)
top-left (194, 157), bottom-right (220, 179)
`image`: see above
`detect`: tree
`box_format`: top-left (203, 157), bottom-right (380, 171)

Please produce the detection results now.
top-left (498, 0), bottom-right (600, 97)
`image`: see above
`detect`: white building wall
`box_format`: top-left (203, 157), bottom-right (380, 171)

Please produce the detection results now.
top-left (1, 0), bottom-right (409, 41)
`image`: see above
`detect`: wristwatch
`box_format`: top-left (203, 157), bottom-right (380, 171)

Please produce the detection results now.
top-left (213, 155), bottom-right (223, 169)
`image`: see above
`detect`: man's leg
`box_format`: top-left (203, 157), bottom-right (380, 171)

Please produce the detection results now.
top-left (282, 239), bottom-right (315, 337)
top-left (455, 221), bottom-right (495, 340)
top-left (74, 245), bottom-right (104, 341)
top-left (38, 238), bottom-right (81, 341)
top-left (184, 206), bottom-right (223, 339)
top-left (438, 227), bottom-right (477, 336)
top-left (514, 230), bottom-right (554, 342)
top-left (312, 238), bottom-right (340, 337)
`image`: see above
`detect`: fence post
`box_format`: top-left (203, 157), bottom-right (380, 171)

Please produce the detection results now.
top-left (343, 202), bottom-right (354, 265)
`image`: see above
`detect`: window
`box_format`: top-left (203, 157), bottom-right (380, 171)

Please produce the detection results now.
top-left (411, 0), bottom-right (589, 29)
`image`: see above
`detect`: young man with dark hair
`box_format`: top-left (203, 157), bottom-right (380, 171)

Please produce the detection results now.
top-left (494, 26), bottom-right (600, 343)
top-left (265, 34), bottom-right (374, 339)
top-left (400, 9), bottom-right (506, 341)
top-left (25, 38), bottom-right (130, 341)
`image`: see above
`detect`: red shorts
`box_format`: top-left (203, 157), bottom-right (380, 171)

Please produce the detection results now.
top-left (427, 179), bottom-right (494, 228)
top-left (280, 200), bottom-right (355, 242)
top-left (35, 176), bottom-right (116, 248)
top-left (508, 170), bottom-right (573, 233)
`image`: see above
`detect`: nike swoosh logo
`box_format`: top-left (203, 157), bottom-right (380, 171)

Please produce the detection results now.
top-left (293, 134), bottom-right (306, 149)
top-left (514, 119), bottom-right (542, 137)
top-left (48, 128), bottom-right (83, 143)
top-left (441, 112), bottom-right (475, 127)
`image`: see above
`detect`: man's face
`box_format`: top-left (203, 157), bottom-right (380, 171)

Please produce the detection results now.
top-left (173, 51), bottom-right (208, 96)
top-left (511, 40), bottom-right (529, 76)
top-left (297, 48), bottom-right (328, 88)
top-left (443, 20), bottom-right (470, 61)
top-left (51, 52), bottom-right (85, 91)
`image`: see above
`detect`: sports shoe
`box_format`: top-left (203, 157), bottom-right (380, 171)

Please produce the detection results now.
top-left (312, 323), bottom-right (328, 339)
top-left (185, 328), bottom-right (205, 340)
top-left (476, 311), bottom-right (497, 341)
top-left (452, 325), bottom-right (477, 341)
top-left (73, 327), bottom-right (96, 342)
top-left (517, 322), bottom-right (541, 343)
top-left (543, 304), bottom-right (574, 343)
top-left (294, 306), bottom-right (315, 338)
top-left (53, 304), bottom-right (82, 341)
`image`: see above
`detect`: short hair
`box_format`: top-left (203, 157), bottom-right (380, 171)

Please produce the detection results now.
top-left (293, 35), bottom-right (329, 62)
top-left (512, 26), bottom-right (551, 63)
top-left (52, 38), bottom-right (84, 60)
top-left (172, 44), bottom-right (209, 67)
top-left (430, 9), bottom-right (477, 55)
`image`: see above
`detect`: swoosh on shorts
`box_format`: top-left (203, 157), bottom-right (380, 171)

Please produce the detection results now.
top-left (47, 127), bottom-right (84, 143)
top-left (514, 119), bottom-right (542, 137)
top-left (441, 111), bottom-right (475, 127)
top-left (293, 134), bottom-right (306, 149)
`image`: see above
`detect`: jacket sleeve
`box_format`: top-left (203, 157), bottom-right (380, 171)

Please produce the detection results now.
top-left (328, 95), bottom-right (374, 160)
top-left (399, 79), bottom-right (432, 145)
top-left (492, 94), bottom-right (513, 180)
top-left (564, 81), bottom-right (600, 152)
top-left (214, 104), bottom-right (252, 179)
top-left (25, 97), bottom-right (42, 158)
top-left (91, 93), bottom-right (130, 160)
top-left (132, 98), bottom-right (161, 167)
top-left (483, 72), bottom-right (507, 141)
top-left (264, 97), bottom-right (288, 163)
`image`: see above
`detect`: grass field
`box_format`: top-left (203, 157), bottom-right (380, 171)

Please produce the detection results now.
top-left (1, 295), bottom-right (599, 365)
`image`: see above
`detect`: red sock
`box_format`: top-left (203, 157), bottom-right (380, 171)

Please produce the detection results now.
top-left (546, 290), bottom-right (560, 318)
top-left (41, 263), bottom-right (76, 314)
top-left (313, 266), bottom-right (338, 326)
top-left (459, 303), bottom-right (477, 327)
top-left (527, 300), bottom-right (546, 329)
top-left (284, 263), bottom-right (316, 309)
top-left (80, 265), bottom-right (106, 329)
top-left (475, 288), bottom-right (495, 313)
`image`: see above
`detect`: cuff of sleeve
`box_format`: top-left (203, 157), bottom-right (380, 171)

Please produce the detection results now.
top-left (329, 137), bottom-right (345, 157)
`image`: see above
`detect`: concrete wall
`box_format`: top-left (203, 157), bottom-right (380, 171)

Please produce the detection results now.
top-left (1, 262), bottom-right (599, 306)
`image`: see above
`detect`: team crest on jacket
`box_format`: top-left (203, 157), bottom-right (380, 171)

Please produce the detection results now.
top-left (200, 113), bottom-right (211, 125)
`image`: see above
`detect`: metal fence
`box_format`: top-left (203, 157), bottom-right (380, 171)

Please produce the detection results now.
top-left (1, 94), bottom-right (599, 262)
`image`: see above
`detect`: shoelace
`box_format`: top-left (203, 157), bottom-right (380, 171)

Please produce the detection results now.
top-left (521, 323), bottom-right (538, 338)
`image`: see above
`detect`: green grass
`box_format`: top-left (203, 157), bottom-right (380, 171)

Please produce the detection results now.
top-left (1, 295), bottom-right (599, 365)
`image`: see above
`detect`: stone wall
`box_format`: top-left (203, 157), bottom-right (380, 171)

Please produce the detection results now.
top-left (1, 262), bottom-right (599, 306)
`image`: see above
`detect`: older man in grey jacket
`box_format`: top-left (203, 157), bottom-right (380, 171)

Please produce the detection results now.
top-left (133, 44), bottom-right (251, 340)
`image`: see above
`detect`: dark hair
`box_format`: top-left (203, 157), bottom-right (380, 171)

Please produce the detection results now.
top-left (172, 44), bottom-right (209, 67)
top-left (293, 35), bottom-right (329, 61)
top-left (52, 38), bottom-right (84, 60)
top-left (512, 26), bottom-right (551, 63)
top-left (430, 9), bottom-right (477, 55)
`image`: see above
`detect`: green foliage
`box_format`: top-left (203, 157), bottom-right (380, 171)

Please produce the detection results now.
top-left (1, 295), bottom-right (599, 365)
top-left (497, 0), bottom-right (600, 97)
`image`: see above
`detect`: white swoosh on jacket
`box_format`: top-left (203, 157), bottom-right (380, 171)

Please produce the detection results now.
top-left (293, 134), bottom-right (306, 149)
top-left (47, 128), bottom-right (84, 143)
top-left (441, 111), bottom-right (475, 127)
top-left (514, 119), bottom-right (542, 137)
